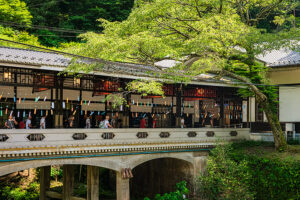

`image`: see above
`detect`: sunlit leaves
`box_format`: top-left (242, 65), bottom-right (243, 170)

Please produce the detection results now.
top-left (126, 80), bottom-right (164, 97)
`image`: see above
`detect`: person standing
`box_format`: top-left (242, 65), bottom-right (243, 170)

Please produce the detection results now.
top-left (104, 115), bottom-right (112, 128)
top-left (40, 115), bottom-right (46, 129)
top-left (152, 117), bottom-right (157, 128)
top-left (140, 117), bottom-right (146, 128)
top-left (180, 117), bottom-right (185, 128)
top-left (26, 116), bottom-right (32, 129)
top-left (18, 118), bottom-right (25, 129)
top-left (85, 116), bottom-right (91, 128)
top-left (5, 115), bottom-right (18, 129)
top-left (68, 115), bottom-right (75, 128)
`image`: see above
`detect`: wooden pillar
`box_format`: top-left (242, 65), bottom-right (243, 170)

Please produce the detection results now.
top-left (116, 172), bottom-right (130, 200)
top-left (175, 84), bottom-right (182, 127)
top-left (63, 165), bottom-right (74, 200)
top-left (40, 166), bottom-right (51, 200)
top-left (219, 87), bottom-right (225, 127)
top-left (87, 166), bottom-right (99, 200)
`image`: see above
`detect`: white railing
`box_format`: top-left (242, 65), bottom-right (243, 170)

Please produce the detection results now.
top-left (0, 128), bottom-right (250, 158)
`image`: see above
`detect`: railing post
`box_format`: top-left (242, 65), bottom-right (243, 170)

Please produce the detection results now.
top-left (116, 171), bottom-right (130, 200)
top-left (40, 166), bottom-right (51, 200)
top-left (87, 166), bottom-right (99, 200)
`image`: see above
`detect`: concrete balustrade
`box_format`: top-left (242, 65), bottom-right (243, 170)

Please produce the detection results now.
top-left (0, 128), bottom-right (250, 158)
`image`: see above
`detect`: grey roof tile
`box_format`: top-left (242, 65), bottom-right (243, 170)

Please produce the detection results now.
top-left (257, 48), bottom-right (300, 67)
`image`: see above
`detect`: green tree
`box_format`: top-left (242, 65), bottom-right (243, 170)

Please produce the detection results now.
top-left (0, 0), bottom-right (41, 47)
top-left (22, 0), bottom-right (134, 46)
top-left (67, 0), bottom-right (300, 150)
top-left (0, 0), bottom-right (32, 26)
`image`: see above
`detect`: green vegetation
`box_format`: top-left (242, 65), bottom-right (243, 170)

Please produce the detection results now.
top-left (197, 142), bottom-right (300, 200)
top-left (22, 0), bottom-right (134, 47)
top-left (144, 181), bottom-right (189, 200)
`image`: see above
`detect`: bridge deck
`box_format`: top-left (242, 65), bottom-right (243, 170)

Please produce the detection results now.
top-left (0, 128), bottom-right (249, 160)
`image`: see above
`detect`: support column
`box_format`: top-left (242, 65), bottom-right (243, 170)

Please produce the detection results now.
top-left (87, 166), bottom-right (99, 200)
top-left (116, 172), bottom-right (130, 200)
top-left (40, 166), bottom-right (51, 200)
top-left (193, 156), bottom-right (207, 198)
top-left (63, 165), bottom-right (74, 200)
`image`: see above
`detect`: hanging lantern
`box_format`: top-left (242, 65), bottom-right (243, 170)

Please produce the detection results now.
top-left (13, 96), bottom-right (16, 103)
top-left (62, 102), bottom-right (66, 109)
top-left (0, 109), bottom-right (2, 117)
top-left (17, 111), bottom-right (20, 117)
top-left (85, 100), bottom-right (87, 105)
top-left (77, 96), bottom-right (80, 102)
top-left (88, 100), bottom-right (91, 106)
top-left (44, 96), bottom-right (47, 101)
top-left (18, 98), bottom-right (21, 104)
top-left (81, 100), bottom-right (83, 105)
top-left (73, 110), bottom-right (77, 115)
top-left (46, 110), bottom-right (48, 116)
top-left (135, 112), bottom-right (138, 117)
top-left (5, 108), bottom-right (8, 114)
top-left (120, 105), bottom-right (123, 111)
top-left (51, 109), bottom-right (53, 115)
top-left (132, 100), bottom-right (135, 104)
top-left (85, 110), bottom-right (87, 115)
top-left (23, 110), bottom-right (25, 117)
top-left (41, 110), bottom-right (43, 116)
top-left (66, 98), bottom-right (69, 104)
top-left (71, 105), bottom-right (74, 112)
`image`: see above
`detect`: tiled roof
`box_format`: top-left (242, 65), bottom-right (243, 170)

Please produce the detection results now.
top-left (257, 48), bottom-right (300, 67)
top-left (0, 46), bottom-right (70, 66)
top-left (0, 46), bottom-right (235, 85)
top-left (0, 46), bottom-right (160, 76)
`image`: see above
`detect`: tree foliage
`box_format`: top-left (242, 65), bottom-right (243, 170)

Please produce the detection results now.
top-left (0, 0), bottom-right (32, 26)
top-left (0, 0), bottom-right (41, 47)
top-left (66, 0), bottom-right (300, 150)
top-left (22, 0), bottom-right (135, 46)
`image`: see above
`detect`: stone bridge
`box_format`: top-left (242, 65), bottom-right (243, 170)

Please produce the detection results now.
top-left (0, 128), bottom-right (250, 200)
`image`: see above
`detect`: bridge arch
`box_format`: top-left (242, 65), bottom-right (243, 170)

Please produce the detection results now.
top-left (126, 152), bottom-right (195, 170)
top-left (0, 157), bottom-right (121, 177)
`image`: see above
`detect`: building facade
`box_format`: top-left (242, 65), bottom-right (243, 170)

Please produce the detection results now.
top-left (0, 47), bottom-right (251, 129)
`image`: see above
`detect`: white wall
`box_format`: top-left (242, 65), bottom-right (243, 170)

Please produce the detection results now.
top-left (279, 87), bottom-right (300, 122)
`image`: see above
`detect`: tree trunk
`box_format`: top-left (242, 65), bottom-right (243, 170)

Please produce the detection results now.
top-left (259, 100), bottom-right (287, 151)
top-left (218, 69), bottom-right (287, 151)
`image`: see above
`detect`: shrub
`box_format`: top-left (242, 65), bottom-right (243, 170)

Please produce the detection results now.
top-left (197, 144), bottom-right (255, 200)
top-left (144, 181), bottom-right (189, 200)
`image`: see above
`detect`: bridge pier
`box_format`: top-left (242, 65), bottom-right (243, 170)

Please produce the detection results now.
top-left (40, 166), bottom-right (51, 200)
top-left (63, 165), bottom-right (75, 200)
top-left (116, 171), bottom-right (130, 200)
top-left (87, 166), bottom-right (99, 200)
